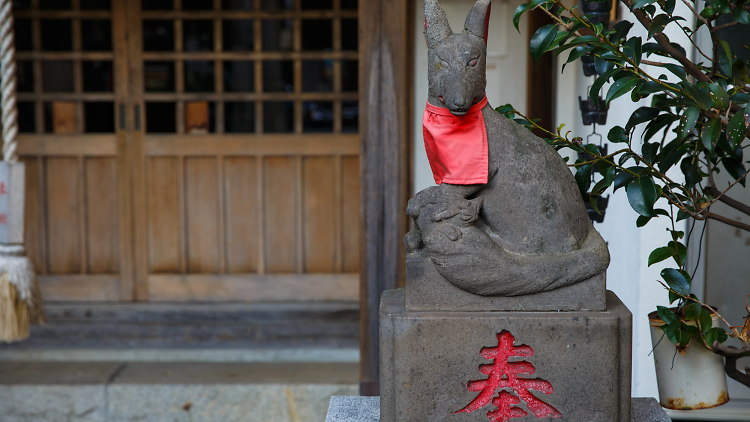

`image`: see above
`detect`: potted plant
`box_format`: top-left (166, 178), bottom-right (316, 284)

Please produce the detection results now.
top-left (510, 0), bottom-right (750, 409)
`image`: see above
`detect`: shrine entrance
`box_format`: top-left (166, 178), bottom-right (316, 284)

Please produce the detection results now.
top-left (14, 0), bottom-right (360, 303)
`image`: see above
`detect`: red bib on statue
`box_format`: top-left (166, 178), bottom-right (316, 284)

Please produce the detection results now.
top-left (422, 96), bottom-right (489, 185)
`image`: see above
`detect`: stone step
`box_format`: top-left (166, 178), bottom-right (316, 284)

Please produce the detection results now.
top-left (0, 302), bottom-right (359, 349)
top-left (0, 361), bottom-right (358, 422)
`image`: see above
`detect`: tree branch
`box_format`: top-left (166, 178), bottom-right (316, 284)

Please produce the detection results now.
top-left (712, 343), bottom-right (750, 388)
top-left (707, 185), bottom-right (750, 217)
top-left (620, 0), bottom-right (710, 82)
top-left (701, 211), bottom-right (750, 232)
top-left (712, 21), bottom-right (739, 32)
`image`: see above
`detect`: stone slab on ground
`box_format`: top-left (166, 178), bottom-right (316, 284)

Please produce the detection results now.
top-left (0, 361), bottom-right (357, 422)
top-left (380, 288), bottom-right (632, 422)
top-left (405, 253), bottom-right (606, 312)
top-left (325, 396), bottom-right (671, 422)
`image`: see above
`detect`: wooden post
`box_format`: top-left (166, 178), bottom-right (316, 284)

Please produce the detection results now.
top-left (526, 7), bottom-right (556, 136)
top-left (358, 0), bottom-right (412, 396)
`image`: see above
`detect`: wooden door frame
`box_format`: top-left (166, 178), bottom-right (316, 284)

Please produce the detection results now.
top-left (356, 0), bottom-right (555, 396)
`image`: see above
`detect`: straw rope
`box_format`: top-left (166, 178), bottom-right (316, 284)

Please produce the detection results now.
top-left (0, 0), bottom-right (17, 163)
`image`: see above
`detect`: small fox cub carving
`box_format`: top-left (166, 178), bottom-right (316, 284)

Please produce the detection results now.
top-left (406, 0), bottom-right (610, 296)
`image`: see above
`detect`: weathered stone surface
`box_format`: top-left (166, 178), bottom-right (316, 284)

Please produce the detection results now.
top-left (0, 386), bottom-right (106, 422)
top-left (325, 396), bottom-right (381, 422)
top-left (408, 0), bottom-right (610, 297)
top-left (325, 396), bottom-right (671, 422)
top-left (405, 251), bottom-right (606, 311)
top-left (380, 289), bottom-right (632, 422)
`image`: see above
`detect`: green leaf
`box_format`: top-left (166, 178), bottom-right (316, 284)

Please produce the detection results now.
top-left (734, 9), bottom-right (750, 25)
top-left (608, 125), bottom-right (629, 143)
top-left (680, 157), bottom-right (701, 190)
top-left (613, 170), bottom-right (635, 192)
top-left (529, 0), bottom-right (552, 9)
top-left (659, 150), bottom-right (687, 174)
top-left (708, 83), bottom-right (730, 110)
top-left (723, 157), bottom-right (747, 187)
top-left (664, 0), bottom-right (676, 14)
top-left (626, 107), bottom-right (660, 130)
top-left (701, 118), bottom-right (721, 155)
top-left (590, 68), bottom-right (621, 107)
top-left (642, 142), bottom-right (659, 164)
top-left (661, 268), bottom-right (691, 296)
top-left (564, 45), bottom-right (592, 68)
top-left (648, 246), bottom-right (675, 266)
top-left (657, 305), bottom-right (680, 325)
top-left (699, 307), bottom-right (713, 333)
top-left (636, 215), bottom-right (652, 227)
top-left (680, 82), bottom-right (711, 110)
top-left (717, 328), bottom-right (728, 343)
top-left (703, 328), bottom-right (719, 347)
top-left (648, 14), bottom-right (670, 39)
top-left (607, 76), bottom-right (640, 105)
top-left (594, 56), bottom-right (615, 75)
top-left (610, 20), bottom-right (634, 43)
top-left (680, 105), bottom-right (700, 138)
top-left (713, 0), bottom-right (733, 14)
top-left (718, 40), bottom-right (734, 77)
top-left (676, 209), bottom-right (690, 222)
top-left (668, 240), bottom-right (687, 267)
top-left (575, 164), bottom-right (594, 197)
top-left (684, 301), bottom-right (702, 320)
top-left (530, 24), bottom-right (557, 65)
top-left (623, 36), bottom-right (643, 66)
top-left (591, 167), bottom-right (616, 195)
top-left (513, 3), bottom-right (529, 32)
top-left (626, 175), bottom-right (658, 217)
top-left (663, 63), bottom-right (687, 81)
top-left (727, 109), bottom-right (748, 149)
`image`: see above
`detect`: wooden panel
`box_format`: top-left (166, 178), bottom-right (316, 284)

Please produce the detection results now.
top-left (303, 157), bottom-right (336, 272)
top-left (22, 158), bottom-right (45, 274)
top-left (342, 156), bottom-right (360, 272)
top-left (264, 157), bottom-right (296, 272)
top-left (52, 102), bottom-right (77, 134)
top-left (38, 275), bottom-right (120, 302)
top-left (148, 158), bottom-right (180, 273)
top-left (85, 158), bottom-right (119, 274)
top-left (18, 135), bottom-right (118, 156)
top-left (148, 274), bottom-right (359, 302)
top-left (185, 157), bottom-right (219, 273)
top-left (186, 102), bottom-right (209, 135)
top-left (45, 158), bottom-right (81, 274)
top-left (225, 157), bottom-right (258, 273)
top-left (144, 134), bottom-right (359, 156)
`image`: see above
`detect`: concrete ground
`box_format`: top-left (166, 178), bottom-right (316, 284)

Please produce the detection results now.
top-left (0, 361), bottom-right (359, 422)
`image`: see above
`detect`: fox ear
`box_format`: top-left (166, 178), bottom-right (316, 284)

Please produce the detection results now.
top-left (464, 0), bottom-right (491, 44)
top-left (424, 0), bottom-right (452, 49)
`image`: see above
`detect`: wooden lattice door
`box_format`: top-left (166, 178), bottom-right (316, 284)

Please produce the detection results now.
top-left (16, 0), bottom-right (361, 303)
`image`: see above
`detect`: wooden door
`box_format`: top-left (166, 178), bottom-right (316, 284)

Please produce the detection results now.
top-left (15, 0), bottom-right (361, 303)
top-left (129, 0), bottom-right (360, 302)
top-left (15, 0), bottom-right (133, 301)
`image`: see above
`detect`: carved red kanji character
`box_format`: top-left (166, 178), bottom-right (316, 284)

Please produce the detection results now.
top-left (455, 331), bottom-right (562, 421)
top-left (487, 391), bottom-right (527, 422)
top-left (0, 212), bottom-right (8, 225)
top-left (0, 182), bottom-right (7, 195)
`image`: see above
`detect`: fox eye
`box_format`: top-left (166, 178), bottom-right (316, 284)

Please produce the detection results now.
top-left (468, 58), bottom-right (479, 67)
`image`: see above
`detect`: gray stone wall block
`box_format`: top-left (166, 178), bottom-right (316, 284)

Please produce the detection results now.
top-left (380, 289), bottom-right (632, 422)
top-left (405, 253), bottom-right (606, 312)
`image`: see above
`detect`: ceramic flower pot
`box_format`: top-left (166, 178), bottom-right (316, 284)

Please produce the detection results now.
top-left (649, 310), bottom-right (729, 410)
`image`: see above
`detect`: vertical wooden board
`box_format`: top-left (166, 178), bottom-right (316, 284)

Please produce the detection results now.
top-left (185, 157), bottom-right (219, 273)
top-left (85, 158), bottom-right (119, 274)
top-left (303, 156), bottom-right (336, 273)
top-left (45, 158), bottom-right (81, 274)
top-left (265, 156), bottom-right (296, 273)
top-left (225, 157), bottom-right (258, 273)
top-left (52, 102), bottom-right (77, 134)
top-left (22, 158), bottom-right (45, 274)
top-left (342, 156), bottom-right (359, 272)
top-left (148, 157), bottom-right (181, 273)
top-left (186, 101), bottom-right (209, 135)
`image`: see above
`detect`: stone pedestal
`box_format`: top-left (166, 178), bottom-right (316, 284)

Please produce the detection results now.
top-left (379, 289), bottom-right (632, 422)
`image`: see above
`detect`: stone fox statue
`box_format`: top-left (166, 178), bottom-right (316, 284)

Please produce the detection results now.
top-left (406, 0), bottom-right (610, 296)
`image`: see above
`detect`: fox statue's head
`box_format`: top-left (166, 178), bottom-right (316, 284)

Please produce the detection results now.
top-left (424, 0), bottom-right (491, 116)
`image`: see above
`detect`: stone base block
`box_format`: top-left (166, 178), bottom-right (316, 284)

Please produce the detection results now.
top-left (380, 289), bottom-right (632, 422)
top-left (405, 252), bottom-right (606, 312)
